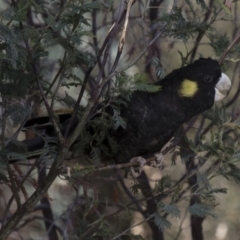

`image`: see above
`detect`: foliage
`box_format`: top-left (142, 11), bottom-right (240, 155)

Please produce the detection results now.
top-left (0, 0), bottom-right (239, 240)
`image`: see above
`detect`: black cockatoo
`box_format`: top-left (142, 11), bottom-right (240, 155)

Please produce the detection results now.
top-left (6, 58), bottom-right (231, 165)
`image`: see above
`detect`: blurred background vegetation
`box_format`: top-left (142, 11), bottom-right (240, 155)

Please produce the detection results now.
top-left (0, 0), bottom-right (240, 239)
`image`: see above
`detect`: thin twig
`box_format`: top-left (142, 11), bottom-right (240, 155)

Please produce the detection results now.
top-left (219, 31), bottom-right (240, 64)
top-left (33, 64), bottom-right (65, 145)
top-left (0, 97), bottom-right (22, 213)
top-left (1, 160), bottom-right (38, 229)
top-left (64, 1), bottom-right (128, 137)
top-left (110, 0), bottom-right (136, 73)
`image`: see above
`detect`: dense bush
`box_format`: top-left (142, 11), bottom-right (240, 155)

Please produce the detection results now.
top-left (0, 1), bottom-right (239, 239)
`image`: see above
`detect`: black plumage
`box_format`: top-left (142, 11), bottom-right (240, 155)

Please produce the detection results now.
top-left (108, 58), bottom-right (224, 162)
top-left (11, 58), bottom-right (230, 163)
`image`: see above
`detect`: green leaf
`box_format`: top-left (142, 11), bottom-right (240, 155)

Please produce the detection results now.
top-left (189, 203), bottom-right (216, 218)
top-left (153, 213), bottom-right (171, 231)
top-left (162, 204), bottom-right (181, 218)
top-left (113, 109), bottom-right (126, 130)
top-left (197, 172), bottom-right (212, 190)
top-left (133, 73), bottom-right (149, 84)
top-left (214, 0), bottom-right (232, 15)
top-left (154, 175), bottom-right (171, 193)
top-left (206, 188), bottom-right (228, 195)
top-left (81, 2), bottom-right (101, 11)
top-left (224, 163), bottom-right (240, 183)
top-left (133, 84), bottom-right (161, 93)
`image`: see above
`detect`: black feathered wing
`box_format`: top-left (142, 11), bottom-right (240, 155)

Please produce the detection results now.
top-left (111, 91), bottom-right (186, 162)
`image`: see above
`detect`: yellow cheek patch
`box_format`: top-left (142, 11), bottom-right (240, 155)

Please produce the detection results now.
top-left (179, 79), bottom-right (198, 97)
